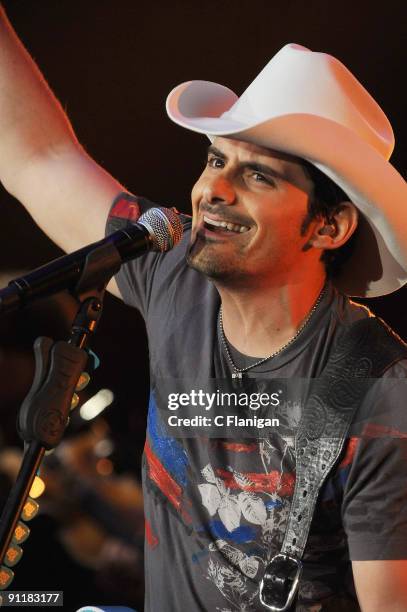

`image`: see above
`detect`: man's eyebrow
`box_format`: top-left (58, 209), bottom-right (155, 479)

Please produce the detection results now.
top-left (243, 161), bottom-right (289, 182)
top-left (207, 145), bottom-right (227, 159)
top-left (207, 144), bottom-right (290, 182)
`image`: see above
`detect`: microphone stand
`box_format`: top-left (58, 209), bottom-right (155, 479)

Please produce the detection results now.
top-left (0, 241), bottom-right (122, 588)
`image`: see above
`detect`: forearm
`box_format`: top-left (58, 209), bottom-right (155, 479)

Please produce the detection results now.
top-left (0, 6), bottom-right (124, 256)
top-left (0, 5), bottom-right (79, 194)
top-left (353, 560), bottom-right (407, 611)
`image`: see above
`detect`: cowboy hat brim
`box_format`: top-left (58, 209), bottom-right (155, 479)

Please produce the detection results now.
top-left (167, 80), bottom-right (407, 297)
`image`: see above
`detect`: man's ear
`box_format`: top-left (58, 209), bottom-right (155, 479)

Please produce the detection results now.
top-left (311, 202), bottom-right (359, 251)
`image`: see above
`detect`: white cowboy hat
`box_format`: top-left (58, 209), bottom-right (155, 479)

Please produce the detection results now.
top-left (166, 43), bottom-right (407, 298)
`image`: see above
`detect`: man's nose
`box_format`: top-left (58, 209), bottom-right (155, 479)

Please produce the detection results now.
top-left (202, 175), bottom-right (236, 205)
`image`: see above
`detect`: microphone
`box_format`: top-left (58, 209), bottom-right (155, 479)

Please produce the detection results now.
top-left (0, 206), bottom-right (183, 314)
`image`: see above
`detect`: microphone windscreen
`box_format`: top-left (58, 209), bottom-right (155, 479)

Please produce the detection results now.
top-left (137, 207), bottom-right (183, 252)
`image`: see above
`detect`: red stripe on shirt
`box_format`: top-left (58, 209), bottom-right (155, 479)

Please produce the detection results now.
top-left (216, 468), bottom-right (295, 496)
top-left (219, 441), bottom-right (258, 453)
top-left (362, 424), bottom-right (407, 438)
top-left (145, 440), bottom-right (192, 523)
top-left (145, 519), bottom-right (159, 549)
top-left (338, 436), bottom-right (359, 468)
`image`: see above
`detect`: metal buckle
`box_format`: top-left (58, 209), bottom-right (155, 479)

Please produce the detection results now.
top-left (259, 553), bottom-right (302, 612)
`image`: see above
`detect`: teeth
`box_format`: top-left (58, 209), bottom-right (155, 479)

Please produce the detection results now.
top-left (203, 215), bottom-right (249, 233)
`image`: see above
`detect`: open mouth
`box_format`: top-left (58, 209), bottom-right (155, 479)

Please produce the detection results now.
top-left (202, 215), bottom-right (250, 234)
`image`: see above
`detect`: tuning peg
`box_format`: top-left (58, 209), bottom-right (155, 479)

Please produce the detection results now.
top-left (70, 393), bottom-right (80, 411)
top-left (86, 349), bottom-right (100, 371)
top-left (0, 566), bottom-right (14, 590)
top-left (4, 544), bottom-right (23, 568)
top-left (21, 497), bottom-right (39, 522)
top-left (75, 372), bottom-right (90, 392)
top-left (29, 476), bottom-right (45, 499)
top-left (12, 522), bottom-right (30, 545)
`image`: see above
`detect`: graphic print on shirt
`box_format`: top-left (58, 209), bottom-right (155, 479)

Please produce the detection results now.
top-left (198, 438), bottom-right (293, 610)
top-left (144, 390), bottom-right (359, 610)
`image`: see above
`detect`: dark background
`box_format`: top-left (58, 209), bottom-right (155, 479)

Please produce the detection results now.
top-left (0, 1), bottom-right (405, 610)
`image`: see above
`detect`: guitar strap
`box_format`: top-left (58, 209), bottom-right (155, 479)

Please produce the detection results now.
top-left (259, 316), bottom-right (407, 611)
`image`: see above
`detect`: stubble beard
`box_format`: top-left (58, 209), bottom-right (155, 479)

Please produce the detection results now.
top-left (186, 238), bottom-right (241, 281)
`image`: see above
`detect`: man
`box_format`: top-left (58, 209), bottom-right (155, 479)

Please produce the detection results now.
top-left (0, 7), bottom-right (406, 611)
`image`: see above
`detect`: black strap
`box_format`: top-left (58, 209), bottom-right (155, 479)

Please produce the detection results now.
top-left (260, 316), bottom-right (407, 611)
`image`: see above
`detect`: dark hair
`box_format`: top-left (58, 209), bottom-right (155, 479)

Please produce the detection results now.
top-left (300, 160), bottom-right (359, 278)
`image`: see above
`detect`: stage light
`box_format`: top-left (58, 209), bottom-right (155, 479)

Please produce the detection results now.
top-left (94, 438), bottom-right (114, 458)
top-left (95, 458), bottom-right (113, 476)
top-left (79, 389), bottom-right (114, 421)
top-left (29, 476), bottom-right (45, 499)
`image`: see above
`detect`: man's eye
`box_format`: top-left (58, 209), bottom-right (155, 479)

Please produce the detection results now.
top-left (252, 172), bottom-right (274, 185)
top-left (207, 156), bottom-right (224, 169)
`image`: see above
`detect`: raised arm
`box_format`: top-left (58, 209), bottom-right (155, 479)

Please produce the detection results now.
top-left (0, 6), bottom-right (125, 257)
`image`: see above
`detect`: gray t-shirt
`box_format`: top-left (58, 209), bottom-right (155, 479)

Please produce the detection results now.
top-left (107, 194), bottom-right (407, 612)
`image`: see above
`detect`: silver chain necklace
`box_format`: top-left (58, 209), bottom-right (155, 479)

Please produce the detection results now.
top-left (218, 286), bottom-right (325, 379)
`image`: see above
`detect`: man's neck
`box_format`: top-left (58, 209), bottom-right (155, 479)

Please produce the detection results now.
top-left (216, 275), bottom-right (326, 358)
